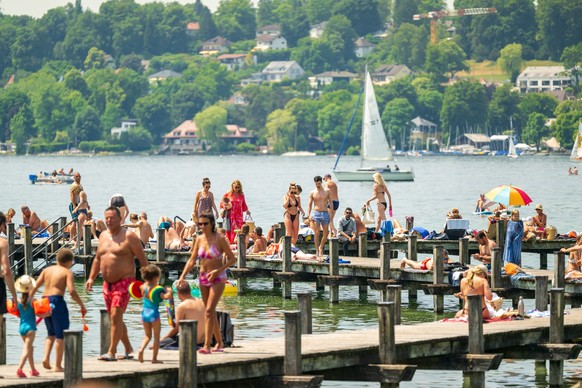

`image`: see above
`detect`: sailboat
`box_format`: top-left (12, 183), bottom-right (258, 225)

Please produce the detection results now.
top-left (508, 135), bottom-right (518, 158)
top-left (332, 71), bottom-right (414, 182)
top-left (570, 121), bottom-right (582, 162)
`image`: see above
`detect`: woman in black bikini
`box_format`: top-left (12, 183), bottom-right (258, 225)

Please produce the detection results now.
top-left (283, 183), bottom-right (304, 244)
top-left (365, 173), bottom-right (392, 233)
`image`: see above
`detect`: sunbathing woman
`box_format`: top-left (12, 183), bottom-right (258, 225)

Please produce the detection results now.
top-left (365, 173), bottom-right (392, 233)
top-left (561, 235), bottom-right (582, 279)
top-left (455, 265), bottom-right (492, 319)
top-left (178, 213), bottom-right (236, 354)
top-left (283, 183), bottom-right (304, 245)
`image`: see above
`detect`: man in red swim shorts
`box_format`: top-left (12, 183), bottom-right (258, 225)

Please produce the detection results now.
top-left (85, 207), bottom-right (148, 361)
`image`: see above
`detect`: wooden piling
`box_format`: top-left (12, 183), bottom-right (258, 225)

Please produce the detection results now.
top-left (7, 223), bottom-right (14, 265)
top-left (407, 235), bottom-right (418, 302)
top-left (156, 228), bottom-right (165, 262)
top-left (540, 252), bottom-right (548, 270)
top-left (179, 320), bottom-right (197, 388)
top-left (535, 276), bottom-right (549, 312)
top-left (465, 294), bottom-right (485, 388)
top-left (386, 285), bottom-right (402, 325)
top-left (378, 302), bottom-right (395, 364)
top-left (63, 330), bottom-right (83, 388)
top-left (284, 311), bottom-right (302, 376)
top-left (237, 232), bottom-right (247, 295)
top-left (282, 235), bottom-right (293, 299)
top-left (23, 226), bottom-right (33, 275)
top-left (459, 237), bottom-right (470, 266)
top-left (496, 221), bottom-right (506, 249)
top-left (329, 238), bottom-right (339, 303)
top-left (100, 309), bottom-right (111, 356)
top-left (297, 292), bottom-right (313, 334)
top-left (549, 288), bottom-right (565, 386)
top-left (83, 224), bottom-right (92, 255)
top-left (0, 316), bottom-right (5, 365)
top-left (358, 233), bottom-right (368, 258)
top-left (553, 251), bottom-right (565, 288)
top-left (50, 222), bottom-right (59, 253)
top-left (274, 226), bottom-right (283, 246)
top-left (279, 221), bottom-right (286, 239)
top-left (491, 247), bottom-right (503, 289)
top-left (433, 246), bottom-right (444, 313)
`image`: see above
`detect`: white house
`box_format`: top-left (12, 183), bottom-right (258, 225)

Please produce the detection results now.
top-left (217, 53), bottom-right (249, 71)
top-left (147, 70), bottom-right (182, 84)
top-left (354, 37), bottom-right (375, 58)
top-left (111, 120), bottom-right (138, 138)
top-left (310, 22), bottom-right (327, 39)
top-left (516, 66), bottom-right (572, 93)
top-left (371, 64), bottom-right (412, 85)
top-left (309, 71), bottom-right (358, 88)
top-left (262, 61), bottom-right (305, 82)
top-left (256, 24), bottom-right (281, 36)
top-left (255, 34), bottom-right (287, 51)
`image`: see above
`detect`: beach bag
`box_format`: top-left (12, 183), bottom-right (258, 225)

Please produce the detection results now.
top-left (362, 206), bottom-right (375, 225)
top-left (243, 214), bottom-right (255, 233)
top-left (215, 311), bottom-right (234, 347)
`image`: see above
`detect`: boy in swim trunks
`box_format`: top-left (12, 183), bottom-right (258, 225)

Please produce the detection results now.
top-left (307, 175), bottom-right (332, 257)
top-left (30, 248), bottom-right (86, 372)
top-left (400, 249), bottom-right (450, 271)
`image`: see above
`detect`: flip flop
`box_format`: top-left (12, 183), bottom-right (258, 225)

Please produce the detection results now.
top-left (198, 348), bottom-right (211, 355)
top-left (98, 354), bottom-right (117, 362)
top-left (211, 348), bottom-right (224, 353)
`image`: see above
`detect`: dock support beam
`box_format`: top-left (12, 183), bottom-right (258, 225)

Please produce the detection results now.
top-left (378, 302), bottom-right (395, 365)
top-left (464, 295), bottom-right (485, 388)
top-left (297, 292), bottom-right (313, 334)
top-left (23, 226), bottom-right (33, 275)
top-left (83, 224), bottom-right (92, 255)
top-left (496, 221), bottom-right (506, 250)
top-left (329, 238), bottom-right (340, 303)
top-left (535, 276), bottom-right (549, 311)
top-left (100, 309), bottom-right (111, 356)
top-left (553, 252), bottom-right (565, 288)
top-left (179, 320), bottom-right (197, 388)
top-left (156, 228), bottom-right (165, 262)
top-left (285, 311), bottom-right (302, 375)
top-left (432, 246), bottom-right (444, 313)
top-left (282, 235), bottom-right (293, 299)
top-left (358, 233), bottom-right (368, 258)
top-left (274, 226), bottom-right (283, 247)
top-left (540, 252), bottom-right (548, 270)
top-left (407, 236), bottom-right (418, 302)
top-left (63, 330), bottom-right (83, 388)
top-left (50, 222), bottom-right (59, 253)
top-left (380, 238), bottom-right (391, 301)
top-left (549, 288), bottom-right (565, 387)
top-left (0, 316), bottom-right (5, 365)
top-left (237, 233), bottom-right (247, 295)
top-left (459, 238), bottom-right (470, 266)
top-left (491, 247), bottom-right (503, 289)
top-left (386, 285), bottom-right (402, 325)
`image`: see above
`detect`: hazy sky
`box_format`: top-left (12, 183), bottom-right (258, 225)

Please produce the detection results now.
top-left (1, 0), bottom-right (222, 18)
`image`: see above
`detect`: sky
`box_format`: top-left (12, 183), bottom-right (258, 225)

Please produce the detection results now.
top-left (1, 0), bottom-right (222, 18)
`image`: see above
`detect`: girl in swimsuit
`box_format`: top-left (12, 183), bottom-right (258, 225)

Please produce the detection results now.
top-left (283, 183), bottom-right (304, 245)
top-left (193, 177), bottom-right (219, 223)
top-left (178, 212), bottom-right (236, 354)
top-left (15, 275), bottom-right (40, 378)
top-left (365, 173), bottom-right (393, 232)
top-left (456, 265), bottom-right (492, 319)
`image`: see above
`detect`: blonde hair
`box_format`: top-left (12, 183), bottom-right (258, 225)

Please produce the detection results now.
top-left (467, 266), bottom-right (487, 287)
top-left (230, 179), bottom-right (244, 194)
top-left (373, 172), bottom-right (387, 188)
top-left (511, 209), bottom-right (520, 219)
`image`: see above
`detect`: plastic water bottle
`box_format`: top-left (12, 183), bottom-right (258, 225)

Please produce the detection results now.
top-left (389, 209), bottom-right (393, 218)
top-left (517, 296), bottom-right (525, 317)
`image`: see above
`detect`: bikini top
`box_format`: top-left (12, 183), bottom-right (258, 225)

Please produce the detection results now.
top-left (198, 243), bottom-right (221, 260)
top-left (287, 196), bottom-right (297, 208)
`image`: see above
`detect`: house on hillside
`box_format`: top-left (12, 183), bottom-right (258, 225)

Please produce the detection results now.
top-left (371, 64), bottom-right (412, 85)
top-left (256, 24), bottom-right (281, 36)
top-left (309, 71), bottom-right (358, 88)
top-left (148, 70), bottom-right (182, 84)
top-left (111, 120), bottom-right (138, 139)
top-left (201, 36), bottom-right (231, 55)
top-left (310, 22), bottom-right (327, 39)
top-left (516, 66), bottom-right (572, 93)
top-left (217, 53), bottom-right (251, 71)
top-left (262, 61), bottom-right (305, 82)
top-left (255, 34), bottom-right (287, 51)
top-left (354, 37), bottom-right (375, 58)
top-left (186, 22), bottom-right (200, 37)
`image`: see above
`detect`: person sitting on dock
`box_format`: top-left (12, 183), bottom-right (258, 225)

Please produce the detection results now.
top-left (446, 208), bottom-right (462, 219)
top-left (561, 235), bottom-right (582, 279)
top-left (531, 204), bottom-right (547, 238)
top-left (158, 217), bottom-right (189, 251)
top-left (21, 205), bottom-right (47, 234)
top-left (6, 208), bottom-right (15, 224)
top-left (249, 227), bottom-right (267, 254)
top-left (455, 264), bottom-right (493, 319)
top-left (473, 230), bottom-right (497, 265)
top-left (124, 213), bottom-right (154, 247)
top-left (337, 207), bottom-right (357, 256)
top-left (160, 281), bottom-right (206, 347)
top-left (86, 210), bottom-right (106, 240)
top-left (400, 249), bottom-right (450, 271)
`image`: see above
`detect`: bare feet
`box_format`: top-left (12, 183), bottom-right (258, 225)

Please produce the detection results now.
top-left (400, 260), bottom-right (406, 269)
top-left (138, 350), bottom-right (144, 363)
top-left (42, 360), bottom-right (51, 370)
top-left (151, 360), bottom-right (163, 364)
top-left (54, 366), bottom-right (64, 373)
top-left (211, 344), bottom-right (224, 352)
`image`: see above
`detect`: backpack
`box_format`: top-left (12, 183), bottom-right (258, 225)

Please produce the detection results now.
top-left (216, 311), bottom-right (234, 347)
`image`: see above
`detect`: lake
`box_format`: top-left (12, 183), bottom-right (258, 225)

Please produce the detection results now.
top-left (1, 154), bottom-right (581, 386)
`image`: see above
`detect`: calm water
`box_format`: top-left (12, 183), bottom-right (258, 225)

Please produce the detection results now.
top-left (1, 154), bottom-right (581, 386)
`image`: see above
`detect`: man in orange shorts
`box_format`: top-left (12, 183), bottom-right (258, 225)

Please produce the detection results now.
top-left (400, 249), bottom-right (450, 271)
top-left (85, 207), bottom-right (148, 361)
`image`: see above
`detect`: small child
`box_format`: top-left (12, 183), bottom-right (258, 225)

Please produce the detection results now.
top-left (15, 275), bottom-right (40, 378)
top-left (138, 264), bottom-right (171, 364)
top-left (30, 248), bottom-right (86, 372)
top-left (220, 197), bottom-right (231, 231)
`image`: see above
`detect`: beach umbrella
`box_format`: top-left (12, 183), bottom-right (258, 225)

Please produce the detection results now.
top-left (484, 184), bottom-right (532, 207)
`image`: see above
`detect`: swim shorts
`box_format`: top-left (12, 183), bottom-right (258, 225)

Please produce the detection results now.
top-left (103, 277), bottom-right (134, 312)
top-left (0, 278), bottom-right (6, 315)
top-left (199, 271), bottom-right (227, 287)
top-left (110, 195), bottom-right (125, 208)
top-left (44, 295), bottom-right (70, 339)
top-left (142, 307), bottom-right (160, 323)
top-left (419, 258), bottom-right (431, 271)
top-left (311, 211), bottom-right (330, 226)
top-left (329, 201), bottom-right (340, 211)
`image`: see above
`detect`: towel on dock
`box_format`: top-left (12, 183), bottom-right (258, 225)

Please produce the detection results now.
top-left (439, 316), bottom-right (515, 323)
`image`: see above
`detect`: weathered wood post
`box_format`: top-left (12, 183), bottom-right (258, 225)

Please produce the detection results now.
top-left (273, 226), bottom-right (283, 246)
top-left (156, 228), bottom-right (165, 262)
top-left (179, 320), bottom-right (197, 388)
top-left (405, 217), bottom-right (414, 232)
top-left (358, 233), bottom-right (368, 258)
top-left (297, 292), bottom-right (313, 334)
top-left (282, 235), bottom-right (293, 299)
top-left (329, 238), bottom-right (340, 303)
top-left (237, 232), bottom-right (247, 295)
top-left (459, 237), bottom-right (470, 266)
top-left (433, 245), bottom-right (444, 313)
top-left (496, 221), bottom-right (506, 250)
top-left (407, 235), bottom-right (418, 301)
top-left (535, 276), bottom-right (549, 312)
top-left (549, 288), bottom-right (565, 386)
top-left (63, 330), bottom-right (83, 388)
top-left (378, 302), bottom-right (396, 364)
top-left (278, 221), bottom-right (286, 240)
top-left (83, 224), bottom-right (92, 255)
top-left (491, 247), bottom-right (503, 289)
top-left (59, 216), bottom-right (67, 246)
top-left (386, 285), bottom-right (402, 325)
top-left (7, 223), bottom-right (15, 265)
top-left (100, 309), bottom-right (111, 356)
top-left (464, 294), bottom-right (485, 388)
top-left (50, 222), bottom-right (59, 253)
top-left (0, 316), bottom-right (5, 365)
top-left (553, 251), bottom-right (565, 288)
top-left (23, 226), bottom-right (33, 275)
top-left (284, 311), bottom-right (302, 376)
top-left (380, 237), bottom-right (391, 301)
top-left (540, 252), bottom-right (548, 270)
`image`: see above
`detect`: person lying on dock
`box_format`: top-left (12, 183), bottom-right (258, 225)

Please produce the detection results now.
top-left (455, 265), bottom-right (493, 319)
top-left (400, 249), bottom-right (450, 271)
top-left (561, 235), bottom-right (582, 280)
top-left (21, 205), bottom-right (45, 233)
top-left (158, 217), bottom-right (190, 251)
top-left (159, 281), bottom-right (205, 347)
top-left (473, 230), bottom-right (497, 265)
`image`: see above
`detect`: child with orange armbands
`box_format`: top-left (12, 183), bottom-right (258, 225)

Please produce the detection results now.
top-left (14, 275), bottom-right (40, 378)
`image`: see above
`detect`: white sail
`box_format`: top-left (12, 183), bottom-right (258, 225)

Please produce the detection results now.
top-left (361, 71), bottom-right (392, 162)
top-left (508, 136), bottom-right (518, 158)
top-left (570, 121), bottom-right (582, 161)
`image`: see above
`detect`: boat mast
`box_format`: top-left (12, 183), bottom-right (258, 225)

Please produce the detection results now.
top-left (332, 83), bottom-right (365, 171)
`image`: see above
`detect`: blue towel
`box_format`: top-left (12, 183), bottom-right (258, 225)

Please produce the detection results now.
top-left (503, 220), bottom-right (523, 266)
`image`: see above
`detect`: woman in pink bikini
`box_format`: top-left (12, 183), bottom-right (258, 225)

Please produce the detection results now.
top-left (178, 212), bottom-right (236, 354)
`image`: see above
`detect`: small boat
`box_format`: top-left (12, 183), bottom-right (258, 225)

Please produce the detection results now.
top-left (570, 121), bottom-right (582, 162)
top-left (29, 172), bottom-right (74, 185)
top-left (281, 151), bottom-right (316, 157)
top-left (332, 70), bottom-right (414, 182)
top-left (508, 136), bottom-right (518, 159)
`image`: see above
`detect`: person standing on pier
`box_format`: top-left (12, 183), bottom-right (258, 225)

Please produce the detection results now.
top-left (222, 180), bottom-right (251, 244)
top-left (283, 182), bottom-right (304, 244)
top-left (85, 207), bottom-right (149, 361)
top-left (503, 210), bottom-right (523, 266)
top-left (323, 174), bottom-right (339, 237)
top-left (69, 172), bottom-right (83, 243)
top-left (365, 173), bottom-right (392, 233)
top-left (193, 177), bottom-right (219, 223)
top-left (307, 175), bottom-right (332, 257)
top-left (178, 213), bottom-right (236, 354)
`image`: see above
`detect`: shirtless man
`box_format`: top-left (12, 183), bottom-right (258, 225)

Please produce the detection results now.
top-left (124, 213), bottom-right (154, 247)
top-left (307, 175), bottom-right (332, 257)
top-left (21, 205), bottom-right (42, 232)
top-left (161, 281), bottom-right (205, 345)
top-left (323, 174), bottom-right (339, 237)
top-left (561, 235), bottom-right (582, 279)
top-left (69, 172), bottom-right (83, 241)
top-left (85, 207), bottom-right (149, 361)
top-left (473, 230), bottom-right (497, 265)
top-left (250, 227), bottom-right (267, 253)
top-left (0, 212), bottom-right (18, 377)
top-left (456, 264), bottom-right (492, 319)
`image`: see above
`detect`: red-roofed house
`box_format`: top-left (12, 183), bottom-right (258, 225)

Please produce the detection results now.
top-left (186, 22), bottom-right (200, 37)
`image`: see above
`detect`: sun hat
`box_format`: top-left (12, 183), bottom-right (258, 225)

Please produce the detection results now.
top-left (15, 275), bottom-right (36, 293)
top-left (535, 204), bottom-right (543, 210)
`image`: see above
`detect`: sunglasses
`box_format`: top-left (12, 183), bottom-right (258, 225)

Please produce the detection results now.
top-left (197, 222), bottom-right (209, 226)
top-left (345, 212), bottom-right (352, 215)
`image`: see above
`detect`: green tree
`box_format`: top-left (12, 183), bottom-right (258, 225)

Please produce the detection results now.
top-left (517, 93), bottom-right (558, 128)
top-left (276, 1), bottom-right (310, 47)
top-left (522, 112), bottom-right (548, 151)
top-left (71, 106), bottom-right (102, 145)
top-left (0, 87), bottom-right (32, 142)
top-left (84, 47), bottom-right (108, 71)
top-left (194, 105), bottom-right (228, 151)
top-left (552, 110), bottom-right (582, 149)
top-left (487, 85), bottom-right (521, 136)
top-left (440, 80), bottom-right (488, 136)
top-left (285, 98), bottom-right (319, 148)
top-left (62, 11), bottom-right (109, 68)
top-left (322, 15), bottom-right (357, 67)
top-left (332, 0), bottom-right (382, 37)
top-left (64, 68), bottom-right (89, 97)
top-left (305, 0), bottom-right (333, 24)
top-left (537, 0), bottom-right (582, 60)
top-left (265, 109), bottom-right (297, 153)
top-left (133, 93), bottom-right (172, 142)
top-left (257, 0), bottom-right (282, 26)
top-left (561, 43), bottom-right (582, 92)
top-left (194, 0), bottom-right (218, 40)
top-left (497, 43), bottom-right (524, 83)
top-left (425, 40), bottom-right (468, 83)
top-left (10, 24), bottom-right (50, 72)
top-left (382, 98), bottom-right (415, 149)
top-left (215, 0), bottom-right (257, 41)
top-left (120, 127), bottom-right (153, 151)
top-left (10, 108), bottom-right (35, 155)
